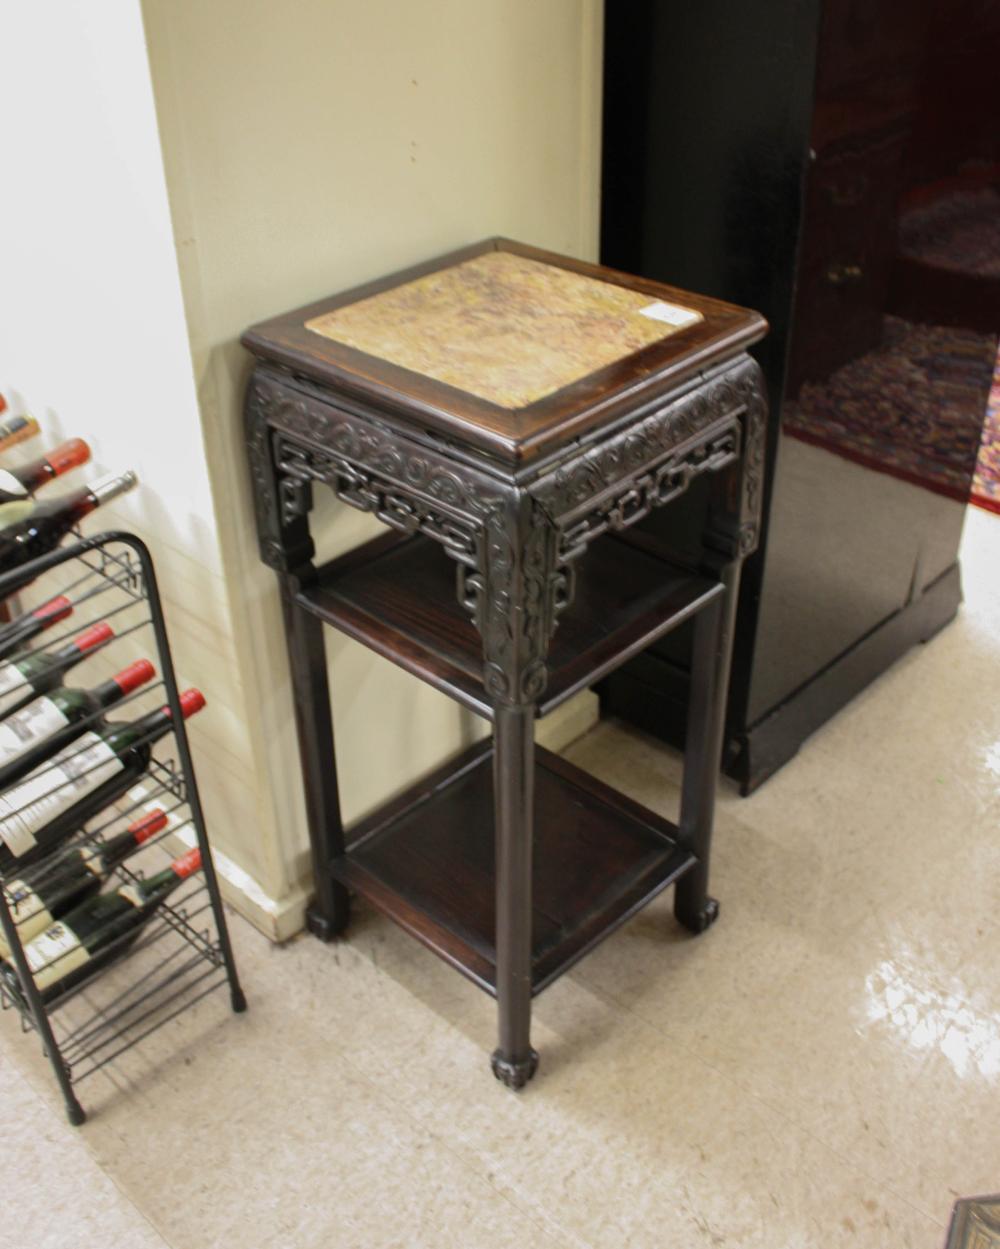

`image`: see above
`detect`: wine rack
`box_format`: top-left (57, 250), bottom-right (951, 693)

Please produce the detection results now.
top-left (0, 531), bottom-right (246, 1124)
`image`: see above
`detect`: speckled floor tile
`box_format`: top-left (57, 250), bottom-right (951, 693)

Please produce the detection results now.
top-left (60, 990), bottom-right (575, 1249)
top-left (5, 932), bottom-right (580, 1249)
top-left (560, 507), bottom-right (1000, 1226)
top-left (333, 963), bottom-right (941, 1249)
top-left (0, 512), bottom-right (995, 1248)
top-left (0, 1049), bottom-right (168, 1249)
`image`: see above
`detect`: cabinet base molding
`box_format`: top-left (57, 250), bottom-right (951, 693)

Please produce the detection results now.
top-left (601, 561), bottom-right (962, 794)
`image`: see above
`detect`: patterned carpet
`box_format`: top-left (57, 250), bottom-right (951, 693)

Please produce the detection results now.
top-left (784, 317), bottom-right (1000, 514)
top-left (973, 353), bottom-right (1000, 514)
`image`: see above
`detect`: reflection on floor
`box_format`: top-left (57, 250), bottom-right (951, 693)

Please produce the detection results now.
top-left (1, 508), bottom-right (999, 1249)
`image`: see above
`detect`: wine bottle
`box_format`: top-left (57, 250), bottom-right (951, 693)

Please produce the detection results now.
top-left (0, 594), bottom-right (72, 663)
top-left (0, 470), bottom-right (138, 580)
top-left (2, 846), bottom-right (202, 1003)
top-left (73, 807), bottom-right (170, 875)
top-left (0, 439), bottom-right (91, 506)
top-left (0, 658), bottom-right (155, 788)
top-left (0, 414), bottom-right (40, 455)
top-left (0, 808), bottom-right (168, 957)
top-left (0, 620), bottom-right (113, 718)
top-left (0, 689), bottom-right (204, 869)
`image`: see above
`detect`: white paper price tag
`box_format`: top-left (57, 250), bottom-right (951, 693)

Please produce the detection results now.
top-left (638, 301), bottom-right (702, 329)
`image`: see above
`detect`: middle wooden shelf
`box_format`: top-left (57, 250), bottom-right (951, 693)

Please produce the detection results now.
top-left (296, 529), bottom-right (721, 718)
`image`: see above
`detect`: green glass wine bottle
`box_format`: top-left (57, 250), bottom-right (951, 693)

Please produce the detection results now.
top-left (0, 689), bottom-right (204, 870)
top-left (0, 808), bottom-right (168, 957)
top-left (0, 657), bottom-right (155, 789)
top-left (0, 594), bottom-right (73, 662)
top-left (0, 620), bottom-right (113, 718)
top-left (3, 846), bottom-right (202, 1004)
top-left (0, 470), bottom-right (137, 589)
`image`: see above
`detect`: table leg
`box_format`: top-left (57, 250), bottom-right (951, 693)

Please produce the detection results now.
top-left (280, 580), bottom-right (350, 940)
top-left (674, 562), bottom-right (741, 933)
top-left (490, 703), bottom-right (539, 1089)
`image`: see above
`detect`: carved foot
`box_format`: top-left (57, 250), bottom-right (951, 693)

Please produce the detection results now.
top-left (305, 896), bottom-right (350, 943)
top-left (676, 895), bottom-right (720, 935)
top-left (490, 1048), bottom-right (539, 1090)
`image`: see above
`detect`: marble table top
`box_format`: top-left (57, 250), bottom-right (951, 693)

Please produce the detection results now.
top-left (304, 250), bottom-right (703, 409)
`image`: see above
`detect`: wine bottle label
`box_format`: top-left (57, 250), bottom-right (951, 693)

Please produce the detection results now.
top-left (0, 500), bottom-right (36, 530)
top-left (22, 921), bottom-right (90, 991)
top-left (0, 696), bottom-right (71, 764)
top-left (117, 884), bottom-right (144, 909)
top-left (0, 470), bottom-right (27, 501)
top-left (0, 732), bottom-right (122, 857)
top-left (0, 661), bottom-right (26, 698)
top-left (3, 878), bottom-right (50, 926)
top-left (80, 846), bottom-right (104, 877)
top-left (0, 880), bottom-right (54, 958)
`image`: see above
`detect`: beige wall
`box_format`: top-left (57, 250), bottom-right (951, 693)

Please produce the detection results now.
top-left (139, 0), bottom-right (604, 936)
top-left (3, 0), bottom-right (603, 938)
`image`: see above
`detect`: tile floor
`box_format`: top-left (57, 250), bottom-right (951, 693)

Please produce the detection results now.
top-left (2, 506), bottom-right (998, 1249)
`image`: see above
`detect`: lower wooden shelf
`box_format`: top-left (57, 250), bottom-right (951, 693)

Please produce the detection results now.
top-left (333, 741), bottom-right (696, 996)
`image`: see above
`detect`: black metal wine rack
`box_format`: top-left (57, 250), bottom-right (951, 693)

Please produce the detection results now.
top-left (0, 532), bottom-right (245, 1124)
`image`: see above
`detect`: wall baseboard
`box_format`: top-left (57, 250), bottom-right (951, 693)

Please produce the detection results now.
top-left (173, 687), bottom-right (603, 944)
top-left (537, 689), bottom-right (600, 754)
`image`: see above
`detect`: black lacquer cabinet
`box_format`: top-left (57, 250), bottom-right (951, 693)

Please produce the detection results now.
top-left (600, 0), bottom-right (1000, 791)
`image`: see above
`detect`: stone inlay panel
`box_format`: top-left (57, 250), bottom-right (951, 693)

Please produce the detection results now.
top-left (305, 251), bottom-right (703, 409)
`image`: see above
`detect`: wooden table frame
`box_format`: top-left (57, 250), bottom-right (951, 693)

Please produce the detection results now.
top-left (242, 239), bottom-right (766, 1088)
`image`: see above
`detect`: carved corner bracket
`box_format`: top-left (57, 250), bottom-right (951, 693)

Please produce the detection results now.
top-left (460, 497), bottom-right (566, 706)
top-left (736, 360), bottom-right (767, 557)
top-left (530, 357), bottom-right (762, 571)
top-left (247, 369), bottom-right (566, 705)
top-left (244, 352), bottom-right (767, 712)
top-left (244, 374), bottom-right (315, 574)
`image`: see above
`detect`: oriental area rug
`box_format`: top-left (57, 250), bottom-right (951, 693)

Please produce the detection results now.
top-left (784, 316), bottom-right (1000, 515)
top-left (973, 356), bottom-right (1000, 515)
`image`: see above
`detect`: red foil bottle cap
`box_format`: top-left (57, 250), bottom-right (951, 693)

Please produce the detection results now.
top-left (73, 620), bottom-right (113, 653)
top-left (0, 395), bottom-right (6, 414)
top-left (46, 437), bottom-right (91, 477)
top-left (174, 689), bottom-right (206, 719)
top-left (33, 595), bottom-right (72, 623)
top-left (112, 658), bottom-right (156, 695)
top-left (129, 808), bottom-right (168, 844)
top-left (171, 846), bottom-right (202, 878)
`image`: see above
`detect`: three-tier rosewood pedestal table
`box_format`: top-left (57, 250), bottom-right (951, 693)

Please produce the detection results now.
top-left (242, 238), bottom-right (767, 1088)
